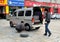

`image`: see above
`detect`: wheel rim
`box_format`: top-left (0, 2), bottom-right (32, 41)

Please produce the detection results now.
top-left (25, 26), bottom-right (29, 30)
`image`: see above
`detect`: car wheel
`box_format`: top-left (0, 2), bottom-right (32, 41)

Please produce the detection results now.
top-left (10, 21), bottom-right (14, 27)
top-left (25, 24), bottom-right (31, 31)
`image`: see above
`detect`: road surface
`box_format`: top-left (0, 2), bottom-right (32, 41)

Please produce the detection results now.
top-left (0, 19), bottom-right (60, 42)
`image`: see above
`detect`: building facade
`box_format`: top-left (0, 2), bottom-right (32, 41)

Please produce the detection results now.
top-left (25, 0), bottom-right (60, 14)
top-left (8, 0), bottom-right (24, 14)
top-left (0, 0), bottom-right (8, 19)
top-left (0, 0), bottom-right (24, 19)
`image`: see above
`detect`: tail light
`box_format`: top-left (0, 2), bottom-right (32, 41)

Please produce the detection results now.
top-left (32, 17), bottom-right (34, 23)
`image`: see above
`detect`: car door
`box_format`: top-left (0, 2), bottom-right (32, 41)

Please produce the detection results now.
top-left (24, 10), bottom-right (32, 25)
top-left (10, 11), bottom-right (19, 25)
top-left (17, 10), bottom-right (24, 24)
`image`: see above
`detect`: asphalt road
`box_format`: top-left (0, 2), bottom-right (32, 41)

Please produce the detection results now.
top-left (0, 19), bottom-right (60, 42)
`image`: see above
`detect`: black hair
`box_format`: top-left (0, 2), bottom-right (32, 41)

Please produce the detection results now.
top-left (45, 9), bottom-right (49, 12)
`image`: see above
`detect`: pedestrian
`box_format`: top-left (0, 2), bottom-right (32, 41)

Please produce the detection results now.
top-left (44, 9), bottom-right (51, 37)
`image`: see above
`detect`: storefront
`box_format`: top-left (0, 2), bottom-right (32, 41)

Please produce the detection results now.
top-left (8, 0), bottom-right (24, 14)
top-left (25, 0), bottom-right (60, 14)
top-left (0, 0), bottom-right (8, 19)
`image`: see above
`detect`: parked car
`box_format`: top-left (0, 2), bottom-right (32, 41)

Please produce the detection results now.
top-left (9, 7), bottom-right (43, 31)
top-left (51, 13), bottom-right (60, 19)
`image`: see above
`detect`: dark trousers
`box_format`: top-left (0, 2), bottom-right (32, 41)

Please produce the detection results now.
top-left (45, 23), bottom-right (51, 35)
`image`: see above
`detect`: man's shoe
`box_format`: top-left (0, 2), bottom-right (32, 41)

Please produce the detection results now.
top-left (48, 33), bottom-right (51, 37)
top-left (44, 33), bottom-right (47, 36)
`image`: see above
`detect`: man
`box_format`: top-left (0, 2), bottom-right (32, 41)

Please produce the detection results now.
top-left (44, 9), bottom-right (51, 37)
top-left (15, 21), bottom-right (24, 32)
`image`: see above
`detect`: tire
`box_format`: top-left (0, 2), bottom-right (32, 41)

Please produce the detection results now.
top-left (20, 34), bottom-right (29, 37)
top-left (25, 24), bottom-right (31, 31)
top-left (10, 21), bottom-right (14, 27)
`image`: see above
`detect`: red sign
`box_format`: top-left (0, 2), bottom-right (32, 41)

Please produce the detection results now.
top-left (41, 2), bottom-right (46, 6)
top-left (58, 8), bottom-right (60, 14)
top-left (25, 1), bottom-right (60, 8)
top-left (54, 3), bottom-right (58, 7)
top-left (50, 8), bottom-right (54, 14)
top-left (57, 4), bottom-right (60, 8)
top-left (33, 2), bottom-right (42, 6)
top-left (25, 1), bottom-right (33, 6)
top-left (25, 1), bottom-right (44, 6)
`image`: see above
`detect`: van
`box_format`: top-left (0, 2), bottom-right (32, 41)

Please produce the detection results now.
top-left (9, 7), bottom-right (43, 31)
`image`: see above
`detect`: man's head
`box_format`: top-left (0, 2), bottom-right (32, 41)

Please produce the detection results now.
top-left (45, 9), bottom-right (48, 13)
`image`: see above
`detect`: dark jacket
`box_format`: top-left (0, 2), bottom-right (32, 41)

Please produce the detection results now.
top-left (45, 13), bottom-right (51, 23)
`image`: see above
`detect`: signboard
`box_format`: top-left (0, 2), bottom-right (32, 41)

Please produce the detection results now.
top-left (25, 1), bottom-right (33, 6)
top-left (50, 8), bottom-right (54, 14)
top-left (0, 0), bottom-right (4, 5)
top-left (0, 0), bottom-right (4, 3)
top-left (25, 1), bottom-right (60, 8)
top-left (58, 8), bottom-right (60, 14)
top-left (57, 4), bottom-right (60, 8)
top-left (8, 0), bottom-right (24, 6)
top-left (0, 0), bottom-right (7, 6)
top-left (25, 1), bottom-right (42, 6)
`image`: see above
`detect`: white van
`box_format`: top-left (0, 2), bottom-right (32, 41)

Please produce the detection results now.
top-left (9, 7), bottom-right (43, 31)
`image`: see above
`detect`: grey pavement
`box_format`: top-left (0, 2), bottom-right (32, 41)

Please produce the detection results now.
top-left (0, 19), bottom-right (60, 42)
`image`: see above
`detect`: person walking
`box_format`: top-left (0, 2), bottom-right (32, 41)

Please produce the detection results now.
top-left (44, 9), bottom-right (51, 37)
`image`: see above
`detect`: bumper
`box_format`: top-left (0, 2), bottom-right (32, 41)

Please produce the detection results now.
top-left (32, 24), bottom-right (42, 29)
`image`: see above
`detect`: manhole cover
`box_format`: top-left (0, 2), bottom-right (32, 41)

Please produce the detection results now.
top-left (20, 34), bottom-right (29, 38)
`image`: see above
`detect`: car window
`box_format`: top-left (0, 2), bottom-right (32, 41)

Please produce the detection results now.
top-left (18, 11), bottom-right (24, 16)
top-left (33, 11), bottom-right (40, 16)
top-left (25, 10), bottom-right (31, 16)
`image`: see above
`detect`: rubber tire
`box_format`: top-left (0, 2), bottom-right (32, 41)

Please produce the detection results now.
top-left (10, 22), bottom-right (14, 27)
top-left (25, 25), bottom-right (31, 31)
top-left (20, 34), bottom-right (29, 37)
